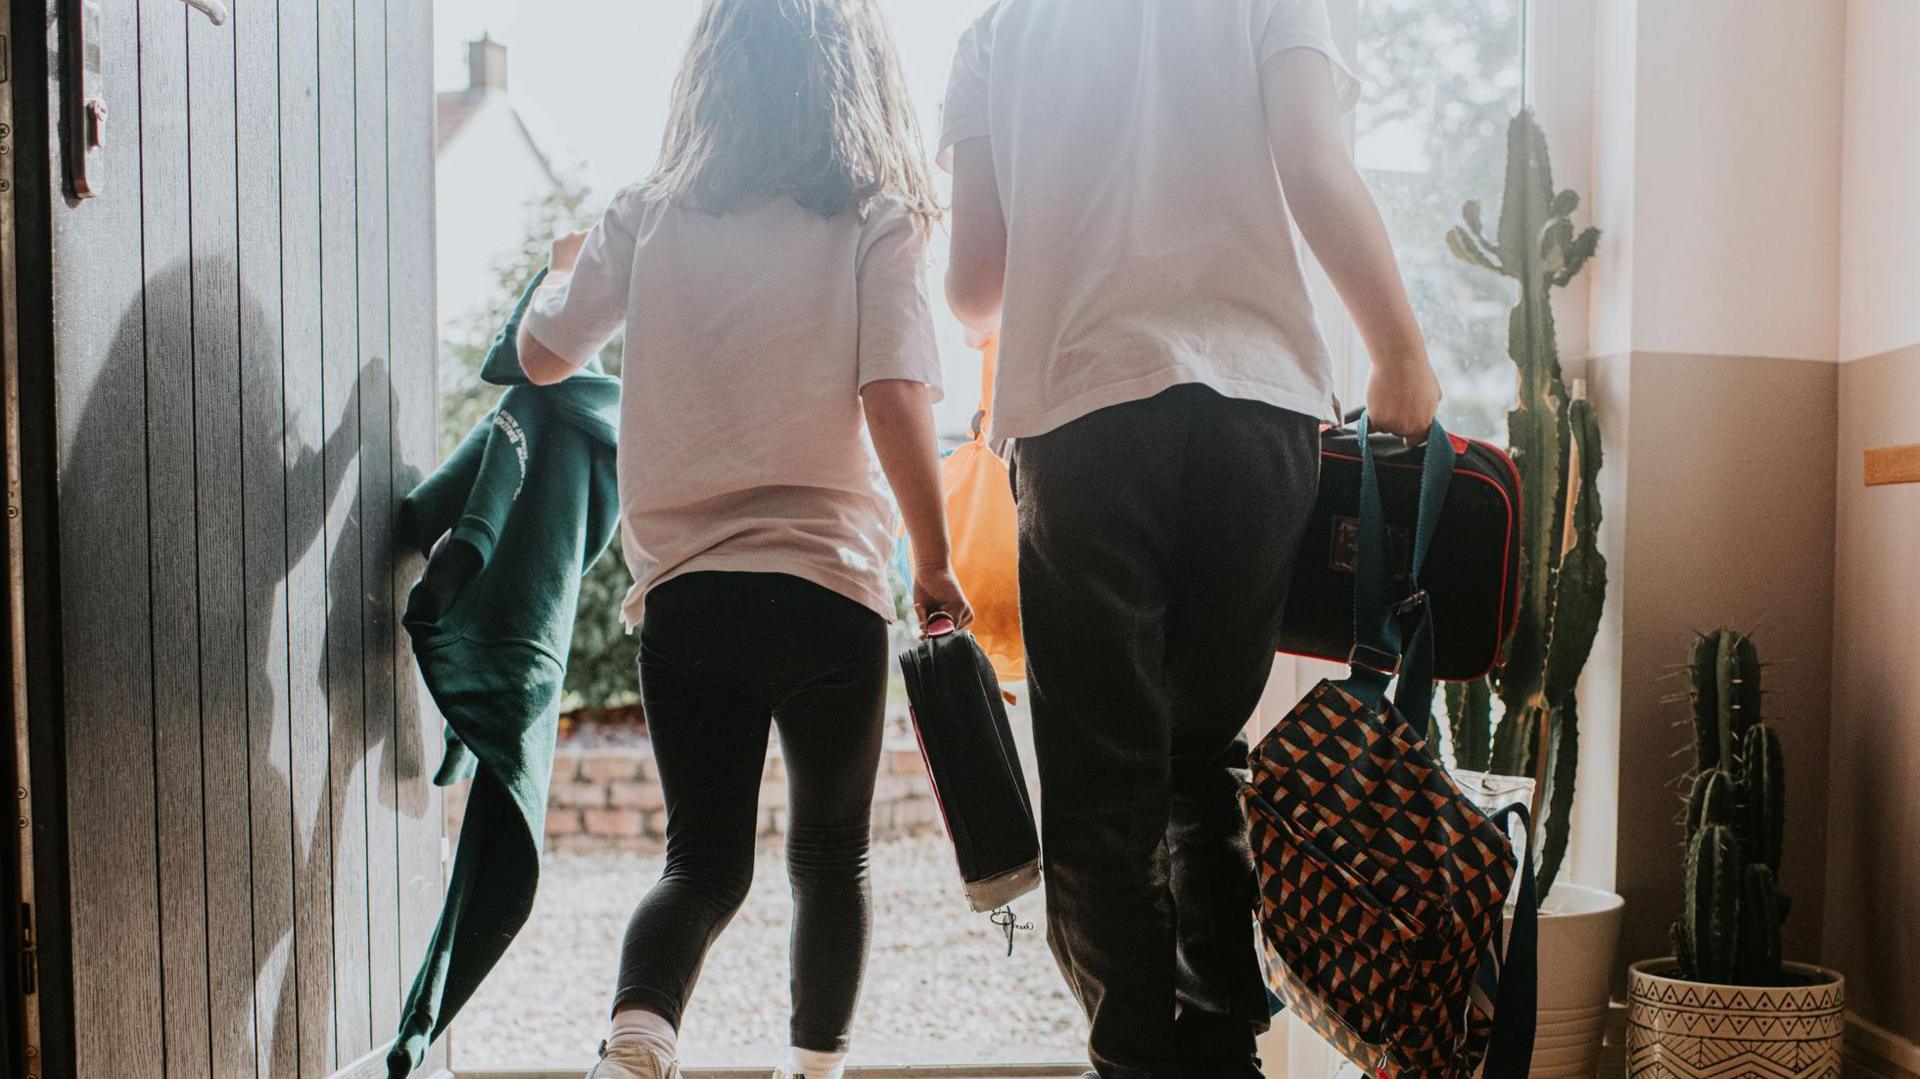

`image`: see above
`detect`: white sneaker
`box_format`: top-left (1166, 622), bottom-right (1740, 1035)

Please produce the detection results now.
top-left (587, 1040), bottom-right (678, 1079)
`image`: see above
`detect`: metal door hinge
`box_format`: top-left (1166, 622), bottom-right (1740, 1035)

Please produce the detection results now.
top-left (17, 900), bottom-right (36, 995)
top-left (60, 0), bottom-right (105, 199)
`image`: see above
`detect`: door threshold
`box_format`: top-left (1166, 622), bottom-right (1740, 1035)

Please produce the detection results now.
top-left (459, 1065), bottom-right (1087, 1079)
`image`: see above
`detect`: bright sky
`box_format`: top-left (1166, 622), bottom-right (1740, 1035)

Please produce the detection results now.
top-left (434, 1), bottom-right (988, 198)
top-left (434, 1), bottom-right (993, 433)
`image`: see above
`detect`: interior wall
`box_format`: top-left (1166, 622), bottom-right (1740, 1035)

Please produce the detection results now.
top-left (1827, 346), bottom-right (1920, 1046)
top-left (1626, 0), bottom-right (1846, 363)
top-left (1585, 0), bottom-right (1636, 361)
top-left (1602, 352), bottom-right (1838, 977)
top-left (1823, 0), bottom-right (1920, 1048)
top-left (1837, 0), bottom-right (1920, 365)
top-left (1580, 0), bottom-right (1850, 985)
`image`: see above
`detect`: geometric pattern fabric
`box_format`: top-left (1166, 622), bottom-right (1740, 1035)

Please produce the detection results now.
top-left (1246, 680), bottom-right (1522, 1078)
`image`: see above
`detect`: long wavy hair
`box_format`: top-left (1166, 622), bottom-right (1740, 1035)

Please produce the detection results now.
top-left (643, 0), bottom-right (941, 229)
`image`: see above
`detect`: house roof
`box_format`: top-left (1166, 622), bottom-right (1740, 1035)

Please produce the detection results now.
top-left (435, 89), bottom-right (563, 189)
top-left (435, 91), bottom-right (484, 156)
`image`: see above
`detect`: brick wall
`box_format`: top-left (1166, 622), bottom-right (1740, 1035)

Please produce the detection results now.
top-left (443, 740), bottom-right (944, 855)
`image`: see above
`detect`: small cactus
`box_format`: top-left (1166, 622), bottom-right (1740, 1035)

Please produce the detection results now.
top-left (1739, 864), bottom-right (1783, 982)
top-left (1741, 723), bottom-right (1785, 877)
top-left (1673, 629), bottom-right (1788, 986)
top-left (1686, 769), bottom-right (1737, 838)
top-left (1683, 821), bottom-right (1743, 984)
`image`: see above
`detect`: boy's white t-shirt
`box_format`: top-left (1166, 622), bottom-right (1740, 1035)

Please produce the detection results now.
top-left (940, 0), bottom-right (1360, 443)
top-left (521, 192), bottom-right (943, 626)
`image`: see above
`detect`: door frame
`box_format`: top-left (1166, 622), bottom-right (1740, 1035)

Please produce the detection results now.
top-left (4, 1), bottom-right (88, 1076)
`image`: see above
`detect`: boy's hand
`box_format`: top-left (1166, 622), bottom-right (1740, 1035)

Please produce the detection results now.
top-left (913, 564), bottom-right (975, 636)
top-left (1366, 361), bottom-right (1444, 440)
top-left (549, 230), bottom-right (589, 276)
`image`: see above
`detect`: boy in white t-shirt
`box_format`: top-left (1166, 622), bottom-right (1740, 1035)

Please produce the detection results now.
top-left (940, 2), bottom-right (1443, 1076)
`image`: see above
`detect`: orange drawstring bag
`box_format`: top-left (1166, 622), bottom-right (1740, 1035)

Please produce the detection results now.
top-left (940, 338), bottom-right (1024, 684)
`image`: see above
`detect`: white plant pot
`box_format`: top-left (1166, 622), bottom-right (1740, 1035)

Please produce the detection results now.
top-left (1528, 884), bottom-right (1627, 1078)
top-left (1626, 959), bottom-right (1846, 1079)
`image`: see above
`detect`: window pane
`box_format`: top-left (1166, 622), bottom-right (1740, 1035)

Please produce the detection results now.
top-left (1355, 0), bottom-right (1526, 442)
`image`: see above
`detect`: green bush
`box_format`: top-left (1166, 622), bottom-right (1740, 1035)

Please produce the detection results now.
top-left (439, 185), bottom-right (639, 713)
top-left (566, 546), bottom-right (642, 712)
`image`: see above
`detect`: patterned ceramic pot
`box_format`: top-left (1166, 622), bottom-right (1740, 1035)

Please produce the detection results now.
top-left (1627, 959), bottom-right (1845, 1079)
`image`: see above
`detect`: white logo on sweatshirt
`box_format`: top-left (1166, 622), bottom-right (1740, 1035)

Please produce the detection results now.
top-left (494, 409), bottom-right (529, 498)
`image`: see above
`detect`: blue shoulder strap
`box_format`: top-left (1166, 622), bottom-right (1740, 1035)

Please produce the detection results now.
top-left (1479, 803), bottom-right (1540, 1079)
top-left (1341, 414), bottom-right (1457, 717)
top-left (1333, 417), bottom-right (1537, 1074)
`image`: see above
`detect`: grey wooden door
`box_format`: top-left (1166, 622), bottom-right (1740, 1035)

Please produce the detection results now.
top-left (9, 1), bottom-right (446, 1076)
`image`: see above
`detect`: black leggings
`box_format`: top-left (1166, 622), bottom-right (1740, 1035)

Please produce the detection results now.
top-left (615, 571), bottom-right (888, 1054)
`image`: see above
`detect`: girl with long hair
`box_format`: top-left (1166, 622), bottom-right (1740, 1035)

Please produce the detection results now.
top-left (515, 2), bottom-right (968, 1076)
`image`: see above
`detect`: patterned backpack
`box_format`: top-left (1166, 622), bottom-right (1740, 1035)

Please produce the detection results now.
top-left (1246, 416), bottom-right (1538, 1078)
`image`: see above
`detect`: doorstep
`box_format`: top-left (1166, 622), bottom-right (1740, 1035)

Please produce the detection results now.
top-left (449, 1059), bottom-right (1082, 1067)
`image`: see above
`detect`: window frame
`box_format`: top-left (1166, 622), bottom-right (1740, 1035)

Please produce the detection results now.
top-left (1270, 1), bottom-right (1610, 795)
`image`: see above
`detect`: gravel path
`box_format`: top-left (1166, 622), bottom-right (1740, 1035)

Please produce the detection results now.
top-left (455, 835), bottom-right (1087, 1071)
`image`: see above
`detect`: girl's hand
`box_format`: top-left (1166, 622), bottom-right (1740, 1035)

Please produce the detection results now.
top-left (549, 230), bottom-right (589, 276)
top-left (913, 564), bottom-right (975, 635)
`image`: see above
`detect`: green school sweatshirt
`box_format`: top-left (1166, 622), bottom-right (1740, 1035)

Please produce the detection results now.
top-left (387, 273), bottom-right (622, 1077)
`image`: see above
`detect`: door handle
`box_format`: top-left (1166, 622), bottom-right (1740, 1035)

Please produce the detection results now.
top-left (182, 0), bottom-right (228, 25)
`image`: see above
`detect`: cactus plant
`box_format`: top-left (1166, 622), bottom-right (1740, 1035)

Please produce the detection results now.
top-left (1442, 108), bottom-right (1605, 898)
top-left (1681, 816), bottom-right (1742, 984)
top-left (1671, 628), bottom-right (1789, 986)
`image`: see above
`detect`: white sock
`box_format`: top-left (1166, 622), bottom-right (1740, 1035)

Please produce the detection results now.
top-left (607, 1008), bottom-right (676, 1070)
top-left (787, 1047), bottom-right (846, 1079)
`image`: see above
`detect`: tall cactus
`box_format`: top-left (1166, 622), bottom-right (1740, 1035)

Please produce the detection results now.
top-left (1443, 109), bottom-right (1606, 898)
top-left (1672, 628), bottom-right (1789, 986)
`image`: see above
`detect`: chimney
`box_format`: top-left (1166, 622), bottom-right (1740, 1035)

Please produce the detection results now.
top-left (467, 34), bottom-right (508, 94)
